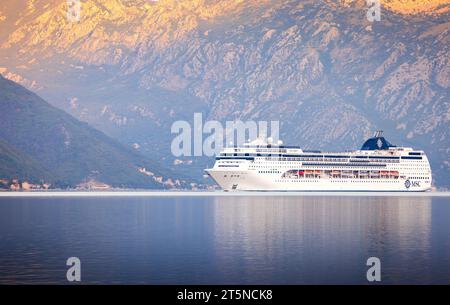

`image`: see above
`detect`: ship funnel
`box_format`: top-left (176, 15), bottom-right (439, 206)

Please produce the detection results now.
top-left (362, 131), bottom-right (395, 150)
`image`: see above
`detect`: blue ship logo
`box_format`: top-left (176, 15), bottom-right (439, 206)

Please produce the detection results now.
top-left (404, 179), bottom-right (411, 189)
top-left (377, 138), bottom-right (383, 149)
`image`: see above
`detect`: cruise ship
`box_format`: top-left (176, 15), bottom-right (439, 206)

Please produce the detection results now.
top-left (205, 131), bottom-right (432, 192)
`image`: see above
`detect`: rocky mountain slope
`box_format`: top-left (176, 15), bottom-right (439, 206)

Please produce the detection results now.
top-left (0, 0), bottom-right (448, 188)
top-left (0, 75), bottom-right (183, 189)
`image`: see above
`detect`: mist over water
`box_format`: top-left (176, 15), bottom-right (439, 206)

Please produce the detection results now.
top-left (0, 196), bottom-right (449, 284)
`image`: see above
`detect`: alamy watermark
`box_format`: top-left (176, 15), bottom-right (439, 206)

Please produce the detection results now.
top-left (62, 255), bottom-right (380, 282)
top-left (366, 0), bottom-right (381, 22)
top-left (67, 0), bottom-right (81, 22)
top-left (366, 257), bottom-right (381, 282)
top-left (66, 257), bottom-right (81, 282)
top-left (171, 113), bottom-right (280, 157)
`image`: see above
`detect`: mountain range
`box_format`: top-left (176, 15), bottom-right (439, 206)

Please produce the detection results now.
top-left (0, 74), bottom-right (188, 189)
top-left (0, 0), bottom-right (448, 188)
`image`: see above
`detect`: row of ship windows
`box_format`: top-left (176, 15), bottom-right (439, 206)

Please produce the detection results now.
top-left (251, 164), bottom-right (428, 169)
top-left (251, 170), bottom-right (428, 178)
top-left (220, 155), bottom-right (423, 161)
top-left (252, 167), bottom-right (426, 172)
top-left (220, 175), bottom-right (428, 180)
top-left (252, 161), bottom-right (426, 166)
top-left (274, 180), bottom-right (427, 183)
top-left (281, 170), bottom-right (401, 180)
top-left (260, 158), bottom-right (400, 163)
top-left (220, 161), bottom-right (244, 164)
top-left (219, 157), bottom-right (425, 161)
top-left (251, 170), bottom-right (429, 177)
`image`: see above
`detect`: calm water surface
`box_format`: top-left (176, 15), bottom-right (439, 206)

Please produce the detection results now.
top-left (0, 195), bottom-right (449, 284)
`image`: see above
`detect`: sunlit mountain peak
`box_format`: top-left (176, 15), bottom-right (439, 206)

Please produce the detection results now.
top-left (382, 0), bottom-right (450, 15)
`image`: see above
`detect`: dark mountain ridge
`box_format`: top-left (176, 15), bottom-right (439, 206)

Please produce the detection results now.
top-left (0, 75), bottom-right (182, 189)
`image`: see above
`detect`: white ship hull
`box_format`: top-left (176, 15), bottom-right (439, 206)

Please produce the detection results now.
top-left (206, 169), bottom-right (431, 192)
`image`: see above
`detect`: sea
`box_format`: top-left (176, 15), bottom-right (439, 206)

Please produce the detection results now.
top-left (0, 193), bottom-right (449, 284)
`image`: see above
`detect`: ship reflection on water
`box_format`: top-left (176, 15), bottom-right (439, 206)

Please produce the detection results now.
top-left (211, 196), bottom-right (437, 284)
top-left (0, 195), bottom-right (448, 284)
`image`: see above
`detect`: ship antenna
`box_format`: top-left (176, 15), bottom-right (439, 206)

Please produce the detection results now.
top-left (374, 130), bottom-right (383, 137)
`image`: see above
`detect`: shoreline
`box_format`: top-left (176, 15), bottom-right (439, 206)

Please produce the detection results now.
top-left (0, 191), bottom-right (449, 197)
